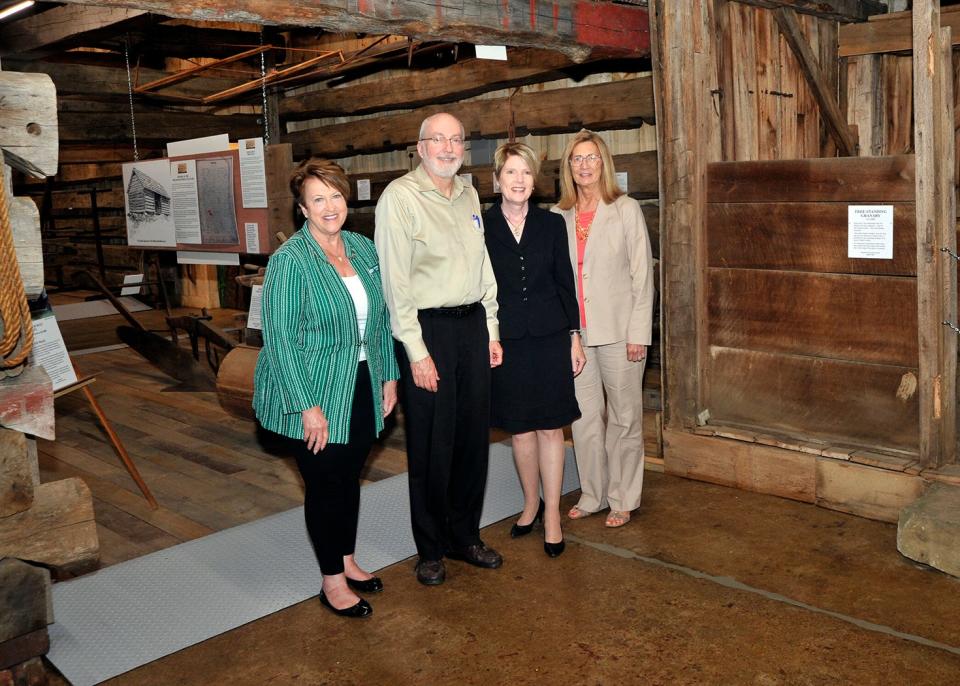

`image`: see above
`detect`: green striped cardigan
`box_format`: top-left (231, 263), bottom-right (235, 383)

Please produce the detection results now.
top-left (253, 224), bottom-right (400, 442)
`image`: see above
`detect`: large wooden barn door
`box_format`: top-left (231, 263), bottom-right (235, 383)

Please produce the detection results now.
top-left (703, 155), bottom-right (922, 454)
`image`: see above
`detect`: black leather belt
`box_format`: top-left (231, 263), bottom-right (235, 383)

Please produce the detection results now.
top-left (420, 302), bottom-right (481, 318)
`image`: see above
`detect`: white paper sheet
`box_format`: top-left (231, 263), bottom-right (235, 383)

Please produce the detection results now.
top-left (123, 159), bottom-right (177, 247)
top-left (356, 179), bottom-right (371, 201)
top-left (238, 137), bottom-right (268, 208)
top-left (120, 273), bottom-right (143, 296)
top-left (475, 45), bottom-right (508, 60)
top-left (176, 251), bottom-right (240, 266)
top-left (247, 284), bottom-right (263, 330)
top-left (244, 222), bottom-right (261, 254)
top-left (616, 171), bottom-right (629, 192)
top-left (30, 312), bottom-right (78, 392)
top-left (848, 205), bottom-right (893, 259)
top-left (167, 134), bottom-right (231, 157)
top-left (170, 159), bottom-right (202, 244)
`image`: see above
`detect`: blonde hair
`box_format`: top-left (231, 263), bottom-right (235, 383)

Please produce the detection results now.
top-left (493, 142), bottom-right (540, 179)
top-left (556, 129), bottom-right (623, 210)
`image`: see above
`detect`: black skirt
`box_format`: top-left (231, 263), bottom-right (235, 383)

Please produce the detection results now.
top-left (491, 330), bottom-right (581, 434)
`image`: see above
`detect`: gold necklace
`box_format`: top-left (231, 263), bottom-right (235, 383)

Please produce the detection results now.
top-left (575, 205), bottom-right (595, 241)
top-left (321, 241), bottom-right (347, 263)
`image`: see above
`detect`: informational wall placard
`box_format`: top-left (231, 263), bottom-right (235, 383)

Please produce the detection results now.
top-left (238, 137), bottom-right (268, 208)
top-left (244, 222), bottom-right (261, 254)
top-left (460, 172), bottom-right (473, 188)
top-left (248, 284), bottom-right (264, 330)
top-left (196, 156), bottom-right (239, 245)
top-left (170, 159), bottom-right (202, 244)
top-left (616, 171), bottom-right (629, 192)
top-left (30, 311), bottom-right (77, 392)
top-left (356, 179), bottom-right (371, 201)
top-left (122, 159), bottom-right (177, 247)
top-left (848, 205), bottom-right (893, 259)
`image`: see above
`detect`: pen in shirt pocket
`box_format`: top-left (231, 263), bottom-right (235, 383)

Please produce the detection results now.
top-left (471, 214), bottom-right (483, 232)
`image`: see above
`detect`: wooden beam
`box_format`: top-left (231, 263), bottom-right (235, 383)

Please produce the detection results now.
top-left (0, 72), bottom-right (58, 178)
top-left (57, 109), bottom-right (263, 143)
top-left (938, 26), bottom-right (957, 467)
top-left (773, 7), bottom-right (858, 156)
top-left (286, 76), bottom-right (654, 158)
top-left (0, 5), bottom-right (147, 58)
top-left (4, 59), bottom-right (242, 103)
top-left (839, 5), bottom-right (960, 57)
top-left (913, 0), bottom-right (953, 468)
top-left (281, 49), bottom-right (643, 120)
top-left (650, 0), bottom-right (721, 430)
top-left (48, 0), bottom-right (650, 61)
top-left (731, 0), bottom-right (884, 22)
top-left (134, 45), bottom-right (271, 94)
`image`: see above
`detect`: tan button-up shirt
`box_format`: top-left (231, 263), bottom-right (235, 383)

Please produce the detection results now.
top-left (375, 164), bottom-right (499, 362)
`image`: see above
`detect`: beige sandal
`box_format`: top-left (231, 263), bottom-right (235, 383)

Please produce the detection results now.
top-left (605, 510), bottom-right (631, 528)
top-left (567, 505), bottom-right (592, 520)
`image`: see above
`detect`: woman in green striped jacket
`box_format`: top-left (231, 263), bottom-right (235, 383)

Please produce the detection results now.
top-left (253, 159), bottom-right (400, 619)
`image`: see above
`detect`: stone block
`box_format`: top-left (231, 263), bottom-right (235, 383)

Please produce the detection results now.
top-left (898, 482), bottom-right (960, 578)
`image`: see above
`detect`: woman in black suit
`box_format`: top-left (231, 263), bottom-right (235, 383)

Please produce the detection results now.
top-left (483, 142), bottom-right (586, 557)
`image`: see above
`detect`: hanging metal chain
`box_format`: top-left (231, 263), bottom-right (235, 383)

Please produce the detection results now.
top-left (124, 35), bottom-right (140, 161)
top-left (260, 28), bottom-right (270, 144)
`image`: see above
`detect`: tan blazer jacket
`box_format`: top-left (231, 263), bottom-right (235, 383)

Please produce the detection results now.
top-left (552, 194), bottom-right (655, 347)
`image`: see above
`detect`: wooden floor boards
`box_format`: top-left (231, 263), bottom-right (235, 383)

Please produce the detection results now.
top-left (38, 300), bottom-right (663, 571)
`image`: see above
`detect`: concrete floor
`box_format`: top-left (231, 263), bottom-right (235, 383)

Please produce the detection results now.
top-left (102, 471), bottom-right (960, 685)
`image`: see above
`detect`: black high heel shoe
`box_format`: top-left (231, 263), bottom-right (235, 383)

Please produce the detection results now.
top-left (543, 539), bottom-right (566, 558)
top-left (510, 499), bottom-right (545, 538)
top-left (319, 591), bottom-right (373, 618)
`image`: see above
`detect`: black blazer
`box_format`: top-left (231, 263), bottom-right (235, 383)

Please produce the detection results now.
top-left (483, 202), bottom-right (579, 340)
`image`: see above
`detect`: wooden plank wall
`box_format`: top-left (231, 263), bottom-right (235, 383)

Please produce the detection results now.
top-left (704, 155), bottom-right (920, 451)
top-left (712, 2), bottom-right (838, 162)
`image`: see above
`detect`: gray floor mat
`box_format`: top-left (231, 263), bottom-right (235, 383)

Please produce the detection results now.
top-left (47, 444), bottom-right (580, 685)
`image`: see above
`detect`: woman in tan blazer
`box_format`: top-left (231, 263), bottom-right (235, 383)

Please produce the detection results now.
top-left (552, 129), bottom-right (655, 528)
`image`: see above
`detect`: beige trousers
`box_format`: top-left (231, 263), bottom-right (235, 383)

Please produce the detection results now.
top-left (571, 336), bottom-right (646, 513)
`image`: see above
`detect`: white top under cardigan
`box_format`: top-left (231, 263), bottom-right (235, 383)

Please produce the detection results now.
top-left (341, 274), bottom-right (369, 362)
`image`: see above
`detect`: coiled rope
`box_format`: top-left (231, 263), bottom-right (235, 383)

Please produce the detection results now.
top-left (0, 165), bottom-right (34, 370)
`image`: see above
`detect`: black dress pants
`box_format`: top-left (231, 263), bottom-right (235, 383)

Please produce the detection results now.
top-left (402, 305), bottom-right (491, 561)
top-left (290, 362), bottom-right (375, 576)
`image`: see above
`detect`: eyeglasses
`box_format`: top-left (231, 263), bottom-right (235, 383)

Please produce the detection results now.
top-left (420, 134), bottom-right (466, 147)
top-left (570, 154), bottom-right (602, 166)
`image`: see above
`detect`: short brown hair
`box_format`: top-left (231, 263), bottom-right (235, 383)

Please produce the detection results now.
top-left (556, 129), bottom-right (623, 210)
top-left (289, 158), bottom-right (350, 205)
top-left (493, 142), bottom-right (540, 179)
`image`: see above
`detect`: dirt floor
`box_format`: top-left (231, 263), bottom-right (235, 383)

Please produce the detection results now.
top-left (97, 471), bottom-right (960, 686)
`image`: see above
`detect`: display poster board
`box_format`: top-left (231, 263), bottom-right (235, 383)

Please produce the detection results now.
top-left (123, 140), bottom-right (271, 255)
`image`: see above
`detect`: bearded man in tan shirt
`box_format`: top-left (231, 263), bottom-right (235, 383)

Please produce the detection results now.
top-left (375, 112), bottom-right (503, 586)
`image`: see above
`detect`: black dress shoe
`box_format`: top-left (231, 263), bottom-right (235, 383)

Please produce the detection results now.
top-left (346, 576), bottom-right (383, 593)
top-left (510, 499), bottom-right (545, 538)
top-left (415, 558), bottom-right (446, 586)
top-left (319, 591), bottom-right (373, 618)
top-left (446, 543), bottom-right (503, 569)
top-left (544, 539), bottom-right (566, 558)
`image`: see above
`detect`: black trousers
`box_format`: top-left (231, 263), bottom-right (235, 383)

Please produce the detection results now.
top-left (402, 305), bottom-right (491, 561)
top-left (289, 362), bottom-right (375, 576)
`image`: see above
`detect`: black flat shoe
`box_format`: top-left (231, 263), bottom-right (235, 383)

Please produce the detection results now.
top-left (346, 576), bottom-right (383, 593)
top-left (544, 539), bottom-right (565, 558)
top-left (510, 498), bottom-right (545, 538)
top-left (319, 591), bottom-right (373, 618)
